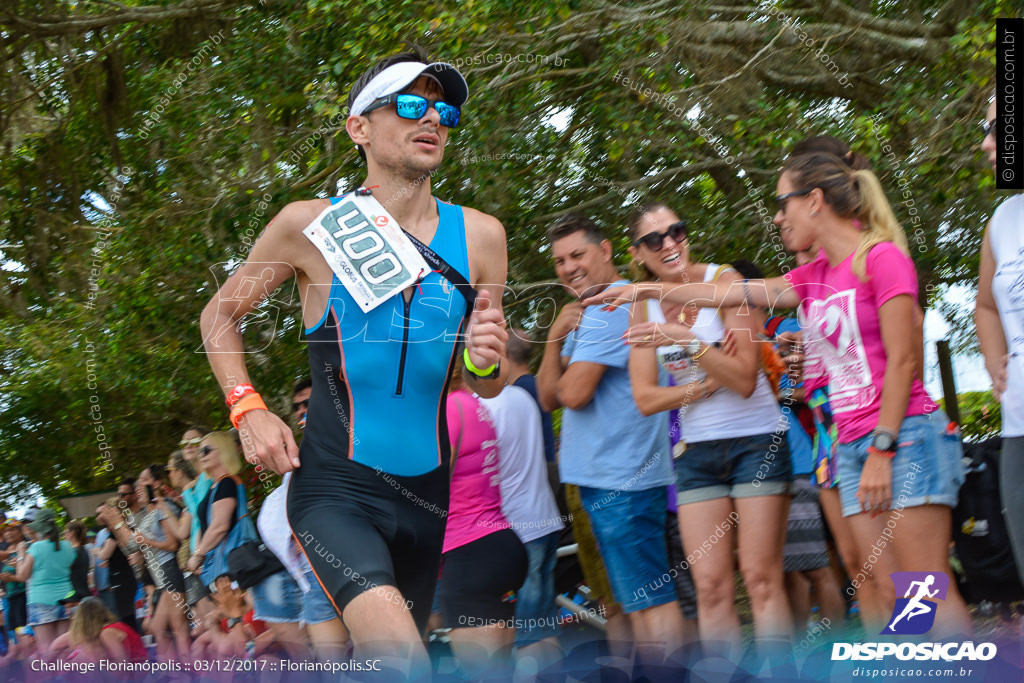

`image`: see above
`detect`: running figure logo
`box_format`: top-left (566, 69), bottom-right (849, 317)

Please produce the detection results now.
top-left (882, 572), bottom-right (949, 635)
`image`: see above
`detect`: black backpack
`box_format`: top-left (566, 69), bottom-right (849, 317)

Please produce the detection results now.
top-left (951, 437), bottom-right (1024, 604)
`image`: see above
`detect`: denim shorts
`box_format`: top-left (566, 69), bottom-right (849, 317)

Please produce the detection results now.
top-left (578, 486), bottom-right (677, 613)
top-left (838, 411), bottom-right (965, 517)
top-left (27, 602), bottom-right (68, 626)
top-left (675, 431), bottom-right (793, 504)
top-left (249, 570), bottom-right (303, 623)
top-left (514, 531), bottom-right (561, 648)
top-left (301, 570), bottom-right (339, 626)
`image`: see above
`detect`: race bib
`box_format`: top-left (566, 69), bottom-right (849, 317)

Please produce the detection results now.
top-left (657, 345), bottom-right (706, 384)
top-left (303, 192), bottom-right (429, 311)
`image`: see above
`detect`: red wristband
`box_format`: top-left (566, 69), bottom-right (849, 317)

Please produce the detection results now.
top-left (867, 446), bottom-right (896, 459)
top-left (225, 383), bottom-right (256, 407)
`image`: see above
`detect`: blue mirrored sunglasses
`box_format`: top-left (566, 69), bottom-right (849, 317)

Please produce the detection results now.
top-left (363, 93), bottom-right (461, 128)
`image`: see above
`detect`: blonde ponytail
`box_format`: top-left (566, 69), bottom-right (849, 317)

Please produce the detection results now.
top-left (850, 169), bottom-right (909, 279)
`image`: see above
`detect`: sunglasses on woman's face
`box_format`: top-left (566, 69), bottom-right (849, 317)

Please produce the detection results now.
top-left (199, 446), bottom-right (217, 457)
top-left (291, 399), bottom-right (309, 413)
top-left (632, 221), bottom-right (688, 251)
top-left (775, 189), bottom-right (813, 213)
top-left (981, 118), bottom-right (995, 141)
top-left (179, 437), bottom-right (202, 447)
top-left (362, 93), bottom-right (461, 128)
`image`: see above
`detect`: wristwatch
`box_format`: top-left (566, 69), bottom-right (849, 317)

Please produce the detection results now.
top-left (870, 430), bottom-right (897, 454)
top-left (226, 616), bottom-right (243, 629)
top-left (682, 339), bottom-right (702, 356)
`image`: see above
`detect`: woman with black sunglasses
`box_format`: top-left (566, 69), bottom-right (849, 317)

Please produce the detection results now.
top-left (133, 464), bottom-right (190, 661)
top-left (623, 202), bottom-right (792, 655)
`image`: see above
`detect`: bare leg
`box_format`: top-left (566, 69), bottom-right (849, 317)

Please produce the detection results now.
top-left (343, 586), bottom-right (429, 679)
top-left (629, 602), bottom-right (685, 665)
top-left (33, 622), bottom-right (56, 655)
top-left (677, 498), bottom-right (740, 653)
top-left (149, 595), bottom-right (174, 660)
top-left (847, 505), bottom-right (972, 638)
top-left (735, 495), bottom-right (792, 639)
top-left (806, 567), bottom-right (846, 626)
top-left (266, 621), bottom-right (309, 660)
top-left (308, 618), bottom-right (349, 660)
top-left (602, 602), bottom-right (632, 658)
top-left (820, 487), bottom-right (885, 630)
top-left (785, 571), bottom-right (811, 633)
top-left (448, 624), bottom-right (514, 678)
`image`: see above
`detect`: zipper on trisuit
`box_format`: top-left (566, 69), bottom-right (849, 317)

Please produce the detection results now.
top-left (395, 290), bottom-right (414, 396)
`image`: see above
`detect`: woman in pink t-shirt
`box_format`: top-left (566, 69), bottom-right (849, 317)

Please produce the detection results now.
top-left (590, 152), bottom-right (972, 638)
top-left (440, 365), bottom-right (528, 677)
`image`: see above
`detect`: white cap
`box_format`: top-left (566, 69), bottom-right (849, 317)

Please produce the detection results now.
top-left (350, 61), bottom-right (469, 117)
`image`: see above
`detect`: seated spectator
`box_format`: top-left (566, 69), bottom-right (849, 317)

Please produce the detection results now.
top-left (49, 597), bottom-right (147, 665)
top-left (192, 574), bottom-right (268, 659)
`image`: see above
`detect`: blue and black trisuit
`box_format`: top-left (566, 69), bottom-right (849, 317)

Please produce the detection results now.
top-left (286, 196), bottom-right (473, 630)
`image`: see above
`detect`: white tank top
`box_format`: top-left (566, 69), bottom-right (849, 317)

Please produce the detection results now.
top-left (989, 194), bottom-right (1024, 437)
top-left (647, 264), bottom-right (787, 443)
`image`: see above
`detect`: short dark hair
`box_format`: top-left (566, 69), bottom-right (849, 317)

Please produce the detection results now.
top-left (546, 213), bottom-right (606, 247)
top-left (506, 329), bottom-right (533, 366)
top-left (66, 520), bottom-right (87, 546)
top-left (118, 478), bottom-right (135, 491)
top-left (146, 464), bottom-right (169, 488)
top-left (293, 378), bottom-right (312, 396)
top-left (347, 47), bottom-right (431, 163)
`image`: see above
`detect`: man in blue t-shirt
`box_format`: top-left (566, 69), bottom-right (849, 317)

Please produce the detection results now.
top-left (536, 214), bottom-right (683, 661)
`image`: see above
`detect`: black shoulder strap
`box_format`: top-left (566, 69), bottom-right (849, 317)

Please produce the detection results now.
top-left (402, 230), bottom-right (477, 315)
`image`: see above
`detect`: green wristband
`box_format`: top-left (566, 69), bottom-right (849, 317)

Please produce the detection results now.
top-left (463, 348), bottom-right (499, 378)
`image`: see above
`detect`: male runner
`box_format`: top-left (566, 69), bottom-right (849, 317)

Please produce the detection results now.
top-left (200, 50), bottom-right (508, 674)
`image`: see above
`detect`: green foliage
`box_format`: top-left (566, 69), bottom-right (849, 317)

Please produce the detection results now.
top-left (943, 391), bottom-right (1002, 443)
top-left (0, 0), bottom-right (1007, 501)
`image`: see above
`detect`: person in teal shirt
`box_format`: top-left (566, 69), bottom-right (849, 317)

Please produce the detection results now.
top-left (16, 509), bottom-right (75, 653)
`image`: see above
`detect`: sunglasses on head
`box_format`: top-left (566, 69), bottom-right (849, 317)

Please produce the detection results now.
top-left (981, 118), bottom-right (995, 141)
top-left (362, 93), bottom-right (461, 128)
top-left (292, 399), bottom-right (309, 412)
top-left (179, 437), bottom-right (202, 447)
top-left (775, 189), bottom-right (813, 212)
top-left (632, 221), bottom-right (688, 251)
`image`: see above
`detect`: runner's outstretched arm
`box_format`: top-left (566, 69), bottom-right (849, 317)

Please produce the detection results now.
top-left (200, 202), bottom-right (318, 474)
